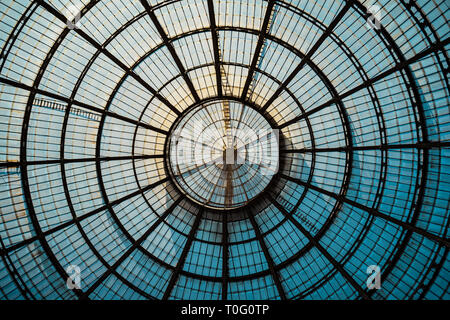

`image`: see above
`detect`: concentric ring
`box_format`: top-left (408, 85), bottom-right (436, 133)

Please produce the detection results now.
top-left (0, 0), bottom-right (448, 301)
top-left (166, 100), bottom-right (278, 210)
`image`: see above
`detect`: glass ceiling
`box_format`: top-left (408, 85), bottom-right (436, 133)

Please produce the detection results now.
top-left (0, 0), bottom-right (449, 300)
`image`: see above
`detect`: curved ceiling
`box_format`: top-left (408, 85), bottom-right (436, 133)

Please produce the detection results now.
top-left (0, 0), bottom-right (449, 300)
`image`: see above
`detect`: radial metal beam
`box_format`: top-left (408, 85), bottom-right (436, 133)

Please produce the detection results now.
top-left (207, 0), bottom-right (222, 97)
top-left (0, 154), bottom-right (164, 168)
top-left (163, 207), bottom-right (204, 299)
top-left (36, 0), bottom-right (181, 116)
top-left (261, 2), bottom-right (351, 112)
top-left (418, 247), bottom-right (449, 299)
top-left (81, 196), bottom-right (183, 298)
top-left (281, 141), bottom-right (450, 154)
top-left (224, 165), bottom-right (234, 208)
top-left (140, 0), bottom-right (200, 103)
top-left (241, 0), bottom-right (276, 100)
top-left (246, 208), bottom-right (287, 300)
top-left (277, 37), bottom-right (450, 129)
top-left (280, 174), bottom-right (450, 248)
top-left (222, 212), bottom-right (229, 300)
top-left (268, 194), bottom-right (370, 299)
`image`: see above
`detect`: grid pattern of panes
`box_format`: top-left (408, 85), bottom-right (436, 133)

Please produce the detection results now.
top-left (0, 0), bottom-right (449, 300)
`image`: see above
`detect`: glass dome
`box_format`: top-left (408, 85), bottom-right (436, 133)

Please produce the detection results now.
top-left (167, 99), bottom-right (278, 210)
top-left (0, 0), bottom-right (448, 300)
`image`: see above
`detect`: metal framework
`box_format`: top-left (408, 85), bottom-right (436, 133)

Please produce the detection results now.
top-left (0, 0), bottom-right (448, 300)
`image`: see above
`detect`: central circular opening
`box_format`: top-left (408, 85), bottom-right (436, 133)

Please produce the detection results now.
top-left (167, 100), bottom-right (279, 210)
